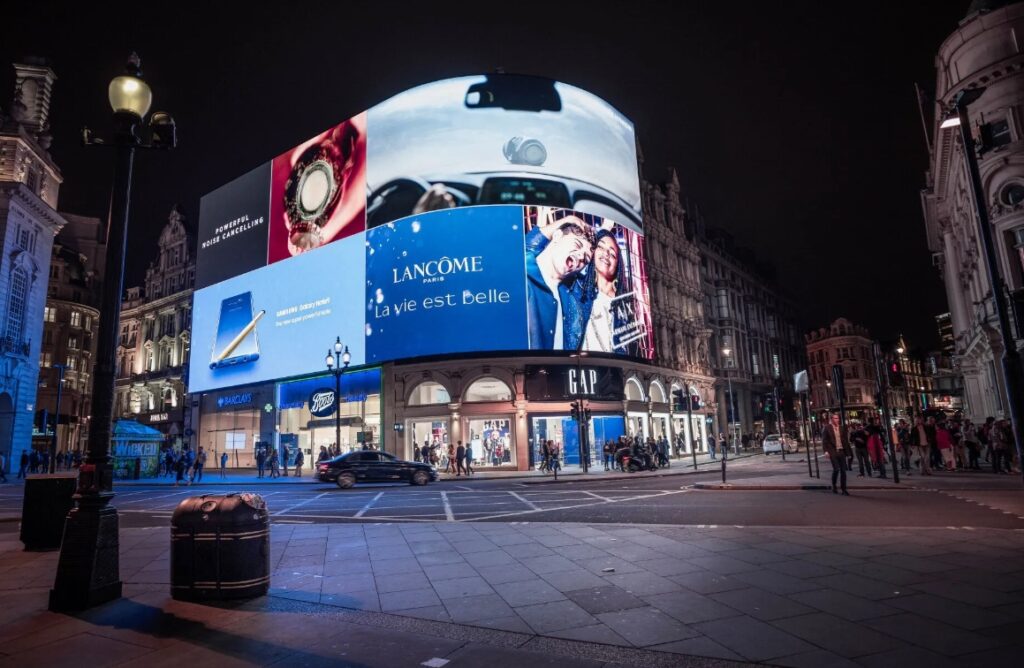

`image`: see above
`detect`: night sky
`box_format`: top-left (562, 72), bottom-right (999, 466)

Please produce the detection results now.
top-left (2, 1), bottom-right (969, 351)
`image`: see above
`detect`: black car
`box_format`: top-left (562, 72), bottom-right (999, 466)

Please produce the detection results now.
top-left (317, 451), bottom-right (438, 489)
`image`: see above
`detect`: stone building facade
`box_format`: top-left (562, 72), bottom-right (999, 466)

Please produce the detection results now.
top-left (113, 207), bottom-right (194, 446)
top-left (36, 213), bottom-right (104, 454)
top-left (0, 59), bottom-right (65, 469)
top-left (693, 220), bottom-right (806, 445)
top-left (805, 318), bottom-right (879, 421)
top-left (922, 0), bottom-right (1024, 422)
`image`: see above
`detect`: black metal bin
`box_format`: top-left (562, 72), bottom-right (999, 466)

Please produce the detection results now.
top-left (171, 493), bottom-right (269, 601)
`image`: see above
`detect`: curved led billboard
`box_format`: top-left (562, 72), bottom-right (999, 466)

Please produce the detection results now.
top-left (189, 75), bottom-right (650, 393)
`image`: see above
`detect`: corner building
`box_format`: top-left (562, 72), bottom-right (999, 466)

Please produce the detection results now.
top-left (188, 75), bottom-right (718, 470)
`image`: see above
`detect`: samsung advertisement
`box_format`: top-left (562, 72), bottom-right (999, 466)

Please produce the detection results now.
top-left (190, 74), bottom-right (651, 393)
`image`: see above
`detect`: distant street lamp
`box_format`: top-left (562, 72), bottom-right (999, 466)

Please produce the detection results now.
top-left (325, 337), bottom-right (351, 453)
top-left (722, 345), bottom-right (738, 455)
top-left (50, 54), bottom-right (176, 612)
top-left (49, 363), bottom-right (66, 473)
top-left (945, 87), bottom-right (1024, 483)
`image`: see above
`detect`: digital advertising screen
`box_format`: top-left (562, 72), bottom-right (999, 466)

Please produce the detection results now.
top-left (188, 236), bottom-right (366, 394)
top-left (365, 206), bottom-right (528, 363)
top-left (190, 74), bottom-right (651, 393)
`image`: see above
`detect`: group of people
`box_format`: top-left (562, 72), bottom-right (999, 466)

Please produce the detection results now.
top-left (161, 445), bottom-right (217, 485)
top-left (820, 410), bottom-right (1019, 495)
top-left (600, 435), bottom-right (673, 471)
top-left (11, 449), bottom-right (83, 478)
top-left (413, 436), bottom-right (510, 469)
top-left (421, 441), bottom-right (476, 476)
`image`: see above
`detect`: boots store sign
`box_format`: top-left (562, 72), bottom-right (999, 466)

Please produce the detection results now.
top-left (308, 388), bottom-right (337, 417)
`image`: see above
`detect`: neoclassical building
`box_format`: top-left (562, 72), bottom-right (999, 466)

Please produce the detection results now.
top-left (0, 59), bottom-right (65, 469)
top-left (922, 0), bottom-right (1024, 421)
top-left (806, 318), bottom-right (879, 421)
top-left (113, 207), bottom-right (194, 446)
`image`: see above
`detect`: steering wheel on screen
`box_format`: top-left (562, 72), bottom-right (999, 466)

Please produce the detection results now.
top-left (366, 177), bottom-right (472, 228)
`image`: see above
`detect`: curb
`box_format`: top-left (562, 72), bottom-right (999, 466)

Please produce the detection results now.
top-left (694, 482), bottom-right (898, 491)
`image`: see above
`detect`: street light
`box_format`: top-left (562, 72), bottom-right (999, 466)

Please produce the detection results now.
top-left (50, 363), bottom-right (67, 473)
top-left (943, 86), bottom-right (1024, 483)
top-left (326, 337), bottom-right (351, 455)
top-left (50, 54), bottom-right (176, 612)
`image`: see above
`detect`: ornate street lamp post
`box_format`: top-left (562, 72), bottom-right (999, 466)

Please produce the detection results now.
top-left (325, 337), bottom-right (351, 453)
top-left (50, 54), bottom-right (176, 611)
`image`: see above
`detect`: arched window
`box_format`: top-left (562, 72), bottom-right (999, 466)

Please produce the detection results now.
top-left (408, 381), bottom-right (452, 406)
top-left (5, 267), bottom-right (28, 342)
top-left (464, 377), bottom-right (513, 402)
top-left (625, 378), bottom-right (645, 402)
top-left (649, 381), bottom-right (667, 404)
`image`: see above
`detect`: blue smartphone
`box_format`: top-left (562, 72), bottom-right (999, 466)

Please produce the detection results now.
top-left (210, 292), bottom-right (262, 369)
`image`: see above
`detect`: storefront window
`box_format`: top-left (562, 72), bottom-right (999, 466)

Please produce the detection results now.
top-left (198, 387), bottom-right (273, 467)
top-left (276, 369), bottom-right (382, 464)
top-left (408, 419), bottom-right (448, 464)
top-left (530, 415), bottom-right (623, 469)
top-left (467, 417), bottom-right (513, 466)
top-left (625, 378), bottom-right (645, 401)
top-left (464, 377), bottom-right (512, 402)
top-left (408, 382), bottom-right (451, 406)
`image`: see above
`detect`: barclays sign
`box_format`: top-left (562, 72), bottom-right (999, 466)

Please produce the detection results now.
top-left (217, 392), bottom-right (253, 410)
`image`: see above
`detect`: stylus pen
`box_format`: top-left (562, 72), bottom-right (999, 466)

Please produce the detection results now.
top-left (214, 309), bottom-right (265, 363)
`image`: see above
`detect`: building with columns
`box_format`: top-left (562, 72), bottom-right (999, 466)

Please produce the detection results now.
top-left (35, 213), bottom-right (105, 455)
top-left (0, 58), bottom-right (65, 470)
top-left (113, 207), bottom-right (194, 446)
top-left (806, 318), bottom-right (879, 421)
top-left (921, 0), bottom-right (1024, 422)
top-left (693, 219), bottom-right (806, 445)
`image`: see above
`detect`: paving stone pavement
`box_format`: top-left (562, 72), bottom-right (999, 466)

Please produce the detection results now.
top-left (1, 521), bottom-right (1023, 666)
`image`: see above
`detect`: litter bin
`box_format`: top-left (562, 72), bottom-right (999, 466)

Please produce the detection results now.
top-left (21, 473), bottom-right (77, 550)
top-left (171, 493), bottom-right (269, 601)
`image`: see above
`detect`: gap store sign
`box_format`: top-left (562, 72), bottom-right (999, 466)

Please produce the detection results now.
top-left (189, 75), bottom-right (653, 393)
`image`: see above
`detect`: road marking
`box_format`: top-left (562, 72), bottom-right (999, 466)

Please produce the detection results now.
top-left (272, 492), bottom-right (330, 516)
top-left (582, 491), bottom-right (612, 502)
top-left (508, 491), bottom-right (541, 510)
top-left (354, 492), bottom-right (385, 518)
top-left (439, 491), bottom-right (454, 521)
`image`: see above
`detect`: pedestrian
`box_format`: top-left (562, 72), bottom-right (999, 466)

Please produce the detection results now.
top-left (866, 418), bottom-right (887, 479)
top-left (269, 449), bottom-right (280, 478)
top-left (173, 453), bottom-right (187, 486)
top-left (280, 444), bottom-right (289, 477)
top-left (220, 451), bottom-right (228, 479)
top-left (294, 448), bottom-right (305, 478)
top-left (0, 451), bottom-right (7, 483)
top-left (980, 417), bottom-right (995, 464)
top-left (851, 422), bottom-right (871, 477)
top-left (464, 442), bottom-right (474, 475)
top-left (936, 421), bottom-right (955, 471)
top-left (317, 446), bottom-right (329, 466)
top-left (603, 440), bottom-right (614, 471)
top-left (193, 446), bottom-right (207, 483)
top-left (539, 439), bottom-right (551, 472)
top-left (421, 443), bottom-right (431, 467)
top-left (909, 416), bottom-right (934, 475)
top-left (896, 420), bottom-right (912, 473)
top-left (962, 419), bottom-right (981, 470)
top-left (256, 447), bottom-right (266, 479)
top-left (455, 440), bottom-right (466, 476)
top-left (709, 434), bottom-right (718, 460)
top-left (444, 442), bottom-right (456, 474)
top-left (547, 440), bottom-right (561, 479)
top-left (18, 450), bottom-right (28, 478)
top-left (28, 450), bottom-right (38, 474)
top-left (822, 412), bottom-right (850, 495)
top-left (992, 419), bottom-right (1012, 474)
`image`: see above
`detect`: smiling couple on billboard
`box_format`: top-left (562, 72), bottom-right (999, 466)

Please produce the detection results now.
top-left (524, 206), bottom-right (651, 357)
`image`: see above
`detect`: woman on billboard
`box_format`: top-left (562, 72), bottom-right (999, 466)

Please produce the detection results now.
top-left (582, 226), bottom-right (622, 353)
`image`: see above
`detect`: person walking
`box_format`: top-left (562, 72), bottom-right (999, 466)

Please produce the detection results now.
top-left (173, 452), bottom-right (187, 486)
top-left (0, 451), bottom-right (7, 483)
top-left (256, 447), bottom-right (266, 479)
top-left (547, 440), bottom-right (561, 480)
top-left (851, 422), bottom-right (871, 477)
top-left (269, 448), bottom-right (280, 478)
top-left (464, 442), bottom-right (474, 475)
top-left (909, 416), bottom-right (934, 475)
top-left (220, 451), bottom-right (228, 479)
top-left (294, 448), bottom-right (305, 478)
top-left (936, 421), bottom-right (955, 471)
top-left (866, 418), bottom-right (888, 479)
top-left (193, 446), bottom-right (207, 483)
top-left (455, 441), bottom-right (466, 477)
top-left (992, 419), bottom-right (1012, 474)
top-left (709, 434), bottom-right (718, 460)
top-left (962, 419), bottom-right (981, 470)
top-left (603, 440), bottom-right (614, 471)
top-left (17, 450), bottom-right (28, 479)
top-left (280, 444), bottom-right (289, 477)
top-left (822, 412), bottom-right (851, 495)
top-left (444, 442), bottom-right (456, 474)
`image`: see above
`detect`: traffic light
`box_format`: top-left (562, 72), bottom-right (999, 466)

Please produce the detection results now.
top-left (583, 407), bottom-right (592, 422)
top-left (889, 362), bottom-right (905, 388)
top-left (570, 402), bottom-right (580, 421)
top-left (672, 389), bottom-right (685, 411)
top-left (764, 397), bottom-right (774, 414)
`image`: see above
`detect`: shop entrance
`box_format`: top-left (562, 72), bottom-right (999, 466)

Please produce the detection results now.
top-left (408, 418), bottom-right (448, 465)
top-left (530, 415), bottom-right (624, 469)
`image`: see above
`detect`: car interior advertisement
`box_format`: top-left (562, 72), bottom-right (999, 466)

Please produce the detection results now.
top-left (268, 112), bottom-right (367, 264)
top-left (523, 206), bottom-right (653, 358)
top-left (194, 162), bottom-right (272, 290)
top-left (364, 206), bottom-right (528, 363)
top-left (365, 75), bottom-right (641, 232)
top-left (188, 236), bottom-right (366, 393)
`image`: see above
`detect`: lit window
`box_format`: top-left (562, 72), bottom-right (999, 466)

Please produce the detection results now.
top-left (70, 311), bottom-right (82, 327)
top-left (5, 267), bottom-right (28, 342)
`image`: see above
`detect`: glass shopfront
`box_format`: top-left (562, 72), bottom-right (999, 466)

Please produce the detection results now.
top-left (198, 386), bottom-right (276, 468)
top-left (408, 419), bottom-right (449, 465)
top-left (467, 417), bottom-right (513, 467)
top-left (529, 414), bottom-right (624, 469)
top-left (277, 369), bottom-right (382, 464)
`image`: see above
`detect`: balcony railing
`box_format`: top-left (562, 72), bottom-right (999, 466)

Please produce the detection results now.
top-left (0, 335), bottom-right (30, 358)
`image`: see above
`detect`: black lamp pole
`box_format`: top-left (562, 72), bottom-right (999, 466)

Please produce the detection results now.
top-left (50, 54), bottom-right (175, 612)
top-left (952, 88), bottom-right (1024, 484)
top-left (326, 337), bottom-right (351, 453)
top-left (49, 363), bottom-right (66, 473)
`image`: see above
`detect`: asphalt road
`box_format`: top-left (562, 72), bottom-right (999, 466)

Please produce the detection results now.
top-left (4, 461), bottom-right (1022, 532)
